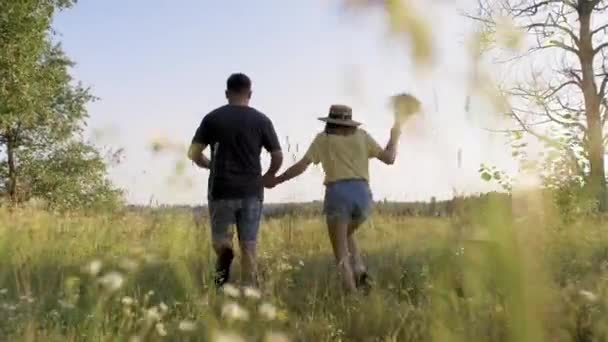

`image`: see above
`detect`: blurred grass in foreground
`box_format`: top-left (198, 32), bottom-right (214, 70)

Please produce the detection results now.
top-left (0, 205), bottom-right (607, 341)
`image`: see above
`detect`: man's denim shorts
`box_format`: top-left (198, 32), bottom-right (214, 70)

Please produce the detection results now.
top-left (324, 179), bottom-right (373, 223)
top-left (208, 198), bottom-right (262, 242)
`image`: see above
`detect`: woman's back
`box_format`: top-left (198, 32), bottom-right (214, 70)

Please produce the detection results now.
top-left (305, 129), bottom-right (382, 184)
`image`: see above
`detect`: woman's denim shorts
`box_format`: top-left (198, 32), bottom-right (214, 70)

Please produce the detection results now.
top-left (324, 179), bottom-right (373, 223)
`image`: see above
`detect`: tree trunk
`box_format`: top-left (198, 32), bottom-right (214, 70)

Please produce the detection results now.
top-left (6, 134), bottom-right (17, 203)
top-left (579, 6), bottom-right (607, 211)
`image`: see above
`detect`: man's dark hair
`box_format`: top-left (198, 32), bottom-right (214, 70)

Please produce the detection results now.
top-left (226, 73), bottom-right (252, 94)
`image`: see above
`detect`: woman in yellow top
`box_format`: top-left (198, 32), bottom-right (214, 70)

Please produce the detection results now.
top-left (266, 104), bottom-right (403, 293)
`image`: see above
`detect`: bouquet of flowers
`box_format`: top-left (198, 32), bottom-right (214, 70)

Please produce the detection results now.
top-left (391, 93), bottom-right (422, 126)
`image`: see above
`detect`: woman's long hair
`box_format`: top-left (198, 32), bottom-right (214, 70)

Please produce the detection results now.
top-left (324, 123), bottom-right (357, 136)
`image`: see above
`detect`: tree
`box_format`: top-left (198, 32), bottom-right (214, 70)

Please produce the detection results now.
top-left (468, 0), bottom-right (608, 210)
top-left (17, 141), bottom-right (123, 211)
top-left (0, 0), bottom-right (122, 210)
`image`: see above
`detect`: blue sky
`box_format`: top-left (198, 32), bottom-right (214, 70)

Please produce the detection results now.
top-left (52, 0), bottom-right (514, 204)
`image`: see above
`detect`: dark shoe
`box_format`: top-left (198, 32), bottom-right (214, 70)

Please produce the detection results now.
top-left (214, 248), bottom-right (234, 288)
top-left (355, 272), bottom-right (373, 295)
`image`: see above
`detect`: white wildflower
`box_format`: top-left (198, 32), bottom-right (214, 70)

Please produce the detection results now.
top-left (119, 258), bottom-right (139, 272)
top-left (98, 272), bottom-right (125, 292)
top-left (298, 260), bottom-right (305, 267)
top-left (159, 301), bottom-right (169, 313)
top-left (1, 303), bottom-right (17, 311)
top-left (277, 262), bottom-right (293, 272)
top-left (58, 300), bottom-right (75, 309)
top-left (222, 284), bottom-right (240, 298)
top-left (580, 290), bottom-right (599, 302)
top-left (145, 307), bottom-right (162, 322)
top-left (243, 286), bottom-right (262, 300)
top-left (178, 320), bottom-right (197, 332)
top-left (221, 302), bottom-right (249, 321)
top-left (264, 331), bottom-right (291, 342)
top-left (259, 302), bottom-right (277, 320)
top-left (87, 260), bottom-right (103, 276)
top-left (0, 288), bottom-right (8, 295)
top-left (214, 331), bottom-right (245, 342)
top-left (121, 296), bottom-right (135, 306)
top-left (155, 322), bottom-right (167, 337)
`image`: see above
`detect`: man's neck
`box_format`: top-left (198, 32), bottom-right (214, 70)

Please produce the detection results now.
top-left (228, 99), bottom-right (249, 107)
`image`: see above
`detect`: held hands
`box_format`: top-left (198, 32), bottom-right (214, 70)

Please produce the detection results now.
top-left (263, 173), bottom-right (280, 189)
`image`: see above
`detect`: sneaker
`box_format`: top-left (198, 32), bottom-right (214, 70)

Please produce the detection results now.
top-left (214, 248), bottom-right (234, 288)
top-left (355, 272), bottom-right (373, 295)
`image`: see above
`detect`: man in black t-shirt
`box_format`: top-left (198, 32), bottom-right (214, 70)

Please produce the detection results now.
top-left (188, 73), bottom-right (283, 288)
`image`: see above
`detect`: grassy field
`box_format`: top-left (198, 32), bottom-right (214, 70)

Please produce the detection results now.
top-left (0, 204), bottom-right (608, 342)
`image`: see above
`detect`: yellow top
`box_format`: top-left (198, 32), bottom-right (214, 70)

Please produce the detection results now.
top-left (304, 129), bottom-right (382, 184)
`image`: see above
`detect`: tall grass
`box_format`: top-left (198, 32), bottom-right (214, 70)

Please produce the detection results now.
top-left (0, 205), bottom-right (607, 341)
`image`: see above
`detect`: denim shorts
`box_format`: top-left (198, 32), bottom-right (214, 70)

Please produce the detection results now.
top-left (208, 198), bottom-right (262, 243)
top-left (324, 179), bottom-right (373, 223)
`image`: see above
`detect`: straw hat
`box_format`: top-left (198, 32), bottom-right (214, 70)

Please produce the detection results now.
top-left (318, 104), bottom-right (361, 127)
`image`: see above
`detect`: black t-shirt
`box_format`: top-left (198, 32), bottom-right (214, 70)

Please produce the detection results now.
top-left (191, 105), bottom-right (281, 200)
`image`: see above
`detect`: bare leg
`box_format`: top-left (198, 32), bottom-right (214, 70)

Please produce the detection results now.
top-left (326, 219), bottom-right (357, 292)
top-left (347, 221), bottom-right (366, 276)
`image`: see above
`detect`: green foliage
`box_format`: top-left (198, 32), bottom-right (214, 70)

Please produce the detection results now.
top-left (479, 164), bottom-right (512, 192)
top-left (1, 209), bottom-right (608, 341)
top-left (0, 0), bottom-right (79, 132)
top-left (481, 124), bottom-right (598, 223)
top-left (0, 0), bottom-right (122, 211)
top-left (470, 0), bottom-right (608, 210)
top-left (18, 142), bottom-right (124, 211)
top-left (538, 144), bottom-right (596, 223)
